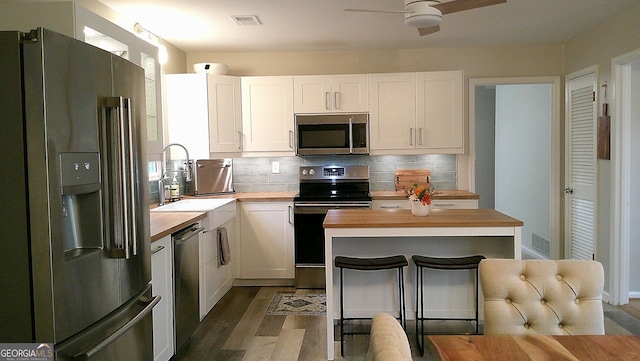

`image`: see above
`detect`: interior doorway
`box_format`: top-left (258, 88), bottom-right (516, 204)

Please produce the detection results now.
top-left (469, 77), bottom-right (561, 259)
top-left (612, 48), bottom-right (640, 305)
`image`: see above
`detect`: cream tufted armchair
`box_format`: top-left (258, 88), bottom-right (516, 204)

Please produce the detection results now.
top-left (479, 259), bottom-right (605, 335)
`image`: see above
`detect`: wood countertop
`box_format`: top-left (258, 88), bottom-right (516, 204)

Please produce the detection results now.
top-left (179, 191), bottom-right (297, 202)
top-left (148, 190), bottom-right (479, 242)
top-left (323, 208), bottom-right (523, 228)
top-left (150, 211), bottom-right (207, 242)
top-left (372, 190), bottom-right (479, 200)
top-left (168, 190), bottom-right (476, 202)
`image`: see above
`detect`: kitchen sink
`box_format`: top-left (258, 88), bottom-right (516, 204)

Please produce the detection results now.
top-left (151, 198), bottom-right (235, 212)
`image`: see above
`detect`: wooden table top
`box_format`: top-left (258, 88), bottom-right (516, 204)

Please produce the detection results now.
top-left (323, 208), bottom-right (523, 229)
top-left (428, 334), bottom-right (640, 361)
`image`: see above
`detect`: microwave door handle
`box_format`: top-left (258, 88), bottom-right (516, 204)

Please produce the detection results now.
top-left (348, 116), bottom-right (354, 154)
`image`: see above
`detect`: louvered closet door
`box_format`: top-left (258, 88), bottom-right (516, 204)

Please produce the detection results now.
top-left (565, 70), bottom-right (598, 260)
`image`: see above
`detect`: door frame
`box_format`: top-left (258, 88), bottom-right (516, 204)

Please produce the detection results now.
top-left (611, 48), bottom-right (640, 305)
top-left (466, 76), bottom-right (562, 259)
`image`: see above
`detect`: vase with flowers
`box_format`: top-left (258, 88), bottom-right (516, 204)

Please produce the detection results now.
top-left (404, 183), bottom-right (439, 216)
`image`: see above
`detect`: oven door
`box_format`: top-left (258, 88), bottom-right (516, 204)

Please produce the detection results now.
top-left (293, 202), bottom-right (371, 288)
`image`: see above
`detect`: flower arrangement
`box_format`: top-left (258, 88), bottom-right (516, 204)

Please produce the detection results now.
top-left (404, 183), bottom-right (439, 206)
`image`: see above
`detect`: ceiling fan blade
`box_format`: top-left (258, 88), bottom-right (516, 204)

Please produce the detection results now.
top-left (432, 0), bottom-right (506, 15)
top-left (342, 8), bottom-right (411, 14)
top-left (418, 25), bottom-right (440, 36)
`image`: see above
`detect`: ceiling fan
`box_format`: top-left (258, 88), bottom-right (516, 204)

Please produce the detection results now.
top-left (343, 0), bottom-right (506, 36)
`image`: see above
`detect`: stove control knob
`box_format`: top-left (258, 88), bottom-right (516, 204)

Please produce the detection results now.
top-left (302, 169), bottom-right (308, 176)
top-left (309, 169), bottom-right (315, 176)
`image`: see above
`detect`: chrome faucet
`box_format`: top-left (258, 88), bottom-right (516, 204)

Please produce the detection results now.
top-left (162, 143), bottom-right (192, 181)
top-left (159, 143), bottom-right (192, 205)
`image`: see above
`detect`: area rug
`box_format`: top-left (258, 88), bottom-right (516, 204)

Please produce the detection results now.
top-left (265, 293), bottom-right (326, 316)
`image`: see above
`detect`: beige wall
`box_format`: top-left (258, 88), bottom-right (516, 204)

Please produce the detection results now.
top-left (187, 44), bottom-right (563, 78)
top-left (161, 39), bottom-right (187, 74)
top-left (564, 4), bottom-right (640, 80)
top-left (562, 3), bottom-right (640, 293)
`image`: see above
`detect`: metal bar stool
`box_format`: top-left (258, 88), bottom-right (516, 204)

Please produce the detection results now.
top-left (412, 254), bottom-right (485, 356)
top-left (334, 255), bottom-right (409, 357)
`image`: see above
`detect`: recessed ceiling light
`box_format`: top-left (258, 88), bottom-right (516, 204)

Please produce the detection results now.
top-left (231, 15), bottom-right (262, 26)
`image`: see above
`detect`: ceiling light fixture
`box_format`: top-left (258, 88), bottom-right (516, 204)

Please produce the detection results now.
top-left (404, 1), bottom-right (442, 29)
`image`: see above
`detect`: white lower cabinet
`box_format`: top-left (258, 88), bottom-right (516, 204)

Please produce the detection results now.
top-left (151, 235), bottom-right (174, 361)
top-left (199, 201), bottom-right (236, 320)
top-left (372, 199), bottom-right (478, 210)
top-left (240, 202), bottom-right (294, 279)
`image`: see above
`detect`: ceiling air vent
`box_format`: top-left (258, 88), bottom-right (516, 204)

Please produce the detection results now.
top-left (231, 15), bottom-right (262, 26)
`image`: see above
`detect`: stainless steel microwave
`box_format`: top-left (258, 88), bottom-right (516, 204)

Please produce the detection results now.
top-left (295, 113), bottom-right (369, 155)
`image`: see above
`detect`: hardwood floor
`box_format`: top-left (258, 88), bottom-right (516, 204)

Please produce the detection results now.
top-left (172, 287), bottom-right (640, 361)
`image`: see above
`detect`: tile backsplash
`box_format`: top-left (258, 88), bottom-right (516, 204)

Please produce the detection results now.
top-left (232, 154), bottom-right (457, 193)
top-left (149, 154), bottom-right (457, 203)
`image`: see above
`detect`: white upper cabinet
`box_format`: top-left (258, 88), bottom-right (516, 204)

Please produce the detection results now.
top-left (208, 76), bottom-right (242, 153)
top-left (241, 76), bottom-right (295, 154)
top-left (370, 73), bottom-right (417, 150)
top-left (370, 71), bottom-right (464, 154)
top-left (416, 71), bottom-right (464, 153)
top-left (165, 74), bottom-right (241, 159)
top-left (294, 74), bottom-right (369, 113)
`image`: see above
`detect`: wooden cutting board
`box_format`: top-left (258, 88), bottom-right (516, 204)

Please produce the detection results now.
top-left (395, 170), bottom-right (431, 191)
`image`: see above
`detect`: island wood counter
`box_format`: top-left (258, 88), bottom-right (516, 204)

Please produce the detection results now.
top-left (323, 208), bottom-right (523, 361)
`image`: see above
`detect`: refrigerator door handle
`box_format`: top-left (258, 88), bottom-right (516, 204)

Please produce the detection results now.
top-left (102, 97), bottom-right (137, 259)
top-left (71, 295), bottom-right (160, 361)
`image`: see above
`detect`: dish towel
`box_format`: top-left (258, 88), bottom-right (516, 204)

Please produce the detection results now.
top-left (217, 227), bottom-right (231, 267)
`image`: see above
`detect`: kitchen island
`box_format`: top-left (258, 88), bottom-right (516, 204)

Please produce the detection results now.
top-left (323, 208), bottom-right (523, 361)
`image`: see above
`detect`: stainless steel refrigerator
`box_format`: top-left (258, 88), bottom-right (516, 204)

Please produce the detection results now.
top-left (0, 28), bottom-right (158, 360)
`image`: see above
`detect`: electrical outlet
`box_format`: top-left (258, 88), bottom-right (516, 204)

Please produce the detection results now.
top-left (271, 161), bottom-right (280, 174)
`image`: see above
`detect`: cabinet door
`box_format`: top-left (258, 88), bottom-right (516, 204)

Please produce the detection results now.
top-left (241, 76), bottom-right (295, 153)
top-left (331, 74), bottom-right (369, 112)
top-left (372, 199), bottom-right (478, 210)
top-left (416, 71), bottom-right (464, 153)
top-left (294, 74), bottom-right (369, 113)
top-left (369, 73), bottom-right (416, 150)
top-left (165, 73), bottom-right (210, 160)
top-left (151, 236), bottom-right (174, 361)
top-left (294, 75), bottom-right (331, 113)
top-left (240, 202), bottom-right (294, 279)
top-left (208, 75), bottom-right (242, 153)
top-left (200, 206), bottom-right (235, 319)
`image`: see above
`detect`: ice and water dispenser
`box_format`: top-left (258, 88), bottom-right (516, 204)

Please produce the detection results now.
top-left (60, 152), bottom-right (102, 260)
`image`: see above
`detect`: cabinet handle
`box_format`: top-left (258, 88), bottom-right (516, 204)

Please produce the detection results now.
top-left (409, 128), bottom-right (414, 146)
top-left (289, 130), bottom-right (294, 149)
top-left (419, 127), bottom-right (424, 145)
top-left (288, 205), bottom-right (294, 224)
top-left (433, 202), bottom-right (455, 207)
top-left (334, 92), bottom-right (340, 109)
top-left (380, 205), bottom-right (400, 209)
top-left (151, 245), bottom-right (165, 254)
top-left (325, 92), bottom-right (330, 110)
top-left (237, 131), bottom-right (243, 150)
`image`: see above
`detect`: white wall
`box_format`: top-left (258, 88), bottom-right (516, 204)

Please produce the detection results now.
top-left (630, 59), bottom-right (640, 293)
top-left (495, 84), bottom-right (553, 253)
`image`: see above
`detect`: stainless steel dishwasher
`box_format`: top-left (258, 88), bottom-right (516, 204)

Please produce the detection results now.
top-left (172, 222), bottom-right (204, 352)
